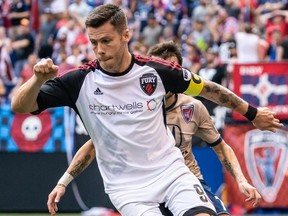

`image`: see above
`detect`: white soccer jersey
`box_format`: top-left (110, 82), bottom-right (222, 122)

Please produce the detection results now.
top-left (166, 94), bottom-right (222, 179)
top-left (34, 55), bottom-right (193, 192)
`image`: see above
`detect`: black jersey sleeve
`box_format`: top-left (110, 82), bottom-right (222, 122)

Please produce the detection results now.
top-left (146, 59), bottom-right (204, 96)
top-left (32, 68), bottom-right (91, 114)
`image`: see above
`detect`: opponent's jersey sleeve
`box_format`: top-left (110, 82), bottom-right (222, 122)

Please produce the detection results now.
top-left (193, 100), bottom-right (222, 146)
top-left (141, 56), bottom-right (204, 96)
top-left (32, 68), bottom-right (90, 114)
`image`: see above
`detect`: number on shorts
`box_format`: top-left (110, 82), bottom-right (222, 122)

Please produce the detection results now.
top-left (193, 184), bottom-right (208, 202)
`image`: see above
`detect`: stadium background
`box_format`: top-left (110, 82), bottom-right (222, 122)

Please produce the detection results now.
top-left (1, 0), bottom-right (288, 215)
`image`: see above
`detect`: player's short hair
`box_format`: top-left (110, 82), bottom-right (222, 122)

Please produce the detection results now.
top-left (147, 41), bottom-right (183, 65)
top-left (85, 4), bottom-right (128, 33)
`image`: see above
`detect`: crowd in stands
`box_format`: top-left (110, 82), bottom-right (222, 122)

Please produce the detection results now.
top-left (1, 0), bottom-right (288, 106)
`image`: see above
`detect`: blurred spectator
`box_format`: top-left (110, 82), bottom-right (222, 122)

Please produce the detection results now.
top-left (218, 31), bottom-right (236, 64)
top-left (129, 41), bottom-right (148, 55)
top-left (238, 0), bottom-right (258, 23)
top-left (161, 9), bottom-right (177, 41)
top-left (68, 0), bottom-right (92, 19)
top-left (56, 18), bottom-right (82, 50)
top-left (164, 0), bottom-right (187, 37)
top-left (140, 13), bottom-right (162, 47)
top-left (68, 0), bottom-right (93, 28)
top-left (38, 0), bottom-right (67, 15)
top-left (280, 35), bottom-right (288, 59)
top-left (150, 0), bottom-right (166, 22)
top-left (196, 46), bottom-right (228, 131)
top-left (0, 78), bottom-right (6, 104)
top-left (225, 40), bottom-right (238, 90)
top-left (8, 53), bottom-right (37, 99)
top-left (235, 23), bottom-right (261, 63)
top-left (85, 0), bottom-right (105, 7)
top-left (36, 9), bottom-right (57, 58)
top-left (0, 25), bottom-right (15, 99)
top-left (74, 30), bottom-right (90, 56)
top-left (0, 25), bottom-right (12, 56)
top-left (220, 8), bottom-right (239, 35)
top-left (0, 0), bottom-right (12, 34)
top-left (253, 27), bottom-right (270, 61)
top-left (66, 44), bottom-right (85, 67)
top-left (266, 27), bottom-right (284, 61)
top-left (182, 42), bottom-right (202, 73)
top-left (0, 26), bottom-right (14, 85)
top-left (11, 18), bottom-right (35, 78)
top-left (29, 0), bottom-right (40, 34)
top-left (223, 0), bottom-right (241, 20)
top-left (211, 7), bottom-right (239, 42)
top-left (177, 15), bottom-right (192, 41)
top-left (259, 10), bottom-right (288, 44)
top-left (255, 0), bottom-right (287, 16)
top-left (192, 0), bottom-right (210, 22)
top-left (8, 0), bottom-right (30, 40)
top-left (187, 16), bottom-right (212, 52)
top-left (55, 48), bottom-right (75, 76)
top-left (55, 10), bottom-right (70, 30)
top-left (198, 47), bottom-right (226, 85)
top-left (134, 0), bottom-right (154, 32)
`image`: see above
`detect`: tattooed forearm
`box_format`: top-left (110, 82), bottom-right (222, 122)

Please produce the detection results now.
top-left (222, 159), bottom-right (236, 179)
top-left (203, 82), bottom-right (243, 109)
top-left (70, 154), bottom-right (91, 177)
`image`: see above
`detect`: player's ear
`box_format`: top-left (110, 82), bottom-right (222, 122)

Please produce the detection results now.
top-left (122, 29), bottom-right (130, 42)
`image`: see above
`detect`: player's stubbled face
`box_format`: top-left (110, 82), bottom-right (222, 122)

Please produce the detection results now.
top-left (87, 23), bottom-right (127, 73)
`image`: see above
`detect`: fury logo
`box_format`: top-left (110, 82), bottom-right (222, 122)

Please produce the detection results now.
top-left (140, 73), bottom-right (157, 96)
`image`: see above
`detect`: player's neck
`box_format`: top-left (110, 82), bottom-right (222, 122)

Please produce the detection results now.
top-left (165, 93), bottom-right (177, 110)
top-left (119, 51), bottom-right (132, 72)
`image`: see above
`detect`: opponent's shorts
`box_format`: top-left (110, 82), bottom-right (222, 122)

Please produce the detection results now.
top-left (199, 179), bottom-right (230, 215)
top-left (108, 160), bottom-right (216, 216)
top-left (160, 179), bottom-right (230, 216)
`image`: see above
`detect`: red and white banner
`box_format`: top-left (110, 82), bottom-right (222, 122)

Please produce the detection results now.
top-left (233, 62), bottom-right (288, 120)
top-left (223, 125), bottom-right (288, 209)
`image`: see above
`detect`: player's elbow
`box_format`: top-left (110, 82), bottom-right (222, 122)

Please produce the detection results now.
top-left (11, 99), bottom-right (24, 113)
top-left (11, 97), bottom-right (32, 113)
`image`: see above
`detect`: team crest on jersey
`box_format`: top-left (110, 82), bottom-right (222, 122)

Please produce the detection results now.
top-left (140, 73), bottom-right (157, 96)
top-left (244, 129), bottom-right (288, 203)
top-left (180, 104), bottom-right (194, 123)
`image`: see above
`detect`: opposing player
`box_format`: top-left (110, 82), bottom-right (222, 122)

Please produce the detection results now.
top-left (12, 4), bottom-right (281, 216)
top-left (147, 41), bottom-right (262, 215)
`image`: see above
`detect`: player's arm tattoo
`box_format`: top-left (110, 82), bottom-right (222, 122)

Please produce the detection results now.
top-left (222, 158), bottom-right (236, 179)
top-left (202, 81), bottom-right (243, 110)
top-left (222, 155), bottom-right (247, 183)
top-left (70, 154), bottom-right (91, 178)
top-left (214, 143), bottom-right (247, 183)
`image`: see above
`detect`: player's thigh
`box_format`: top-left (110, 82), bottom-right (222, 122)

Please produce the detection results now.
top-left (166, 173), bottom-right (216, 216)
top-left (200, 179), bottom-right (230, 215)
top-left (119, 202), bottom-right (163, 216)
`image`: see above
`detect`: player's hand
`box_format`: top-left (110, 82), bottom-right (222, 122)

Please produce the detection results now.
top-left (47, 184), bottom-right (66, 215)
top-left (252, 107), bottom-right (283, 132)
top-left (33, 58), bottom-right (58, 83)
top-left (238, 182), bottom-right (262, 207)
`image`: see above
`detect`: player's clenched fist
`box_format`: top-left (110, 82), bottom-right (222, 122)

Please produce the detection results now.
top-left (33, 58), bottom-right (59, 82)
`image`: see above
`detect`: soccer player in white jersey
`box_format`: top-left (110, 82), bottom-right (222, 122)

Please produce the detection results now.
top-left (46, 41), bottom-right (262, 216)
top-left (11, 4), bottom-right (282, 216)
